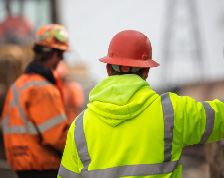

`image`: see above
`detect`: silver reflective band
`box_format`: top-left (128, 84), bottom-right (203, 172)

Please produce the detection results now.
top-left (198, 102), bottom-right (215, 144)
top-left (81, 160), bottom-right (180, 178)
top-left (19, 81), bottom-right (52, 93)
top-left (74, 110), bottom-right (91, 172)
top-left (3, 121), bottom-right (38, 134)
top-left (59, 161), bottom-right (180, 178)
top-left (10, 100), bottom-right (16, 109)
top-left (38, 114), bottom-right (67, 133)
top-left (2, 115), bottom-right (10, 134)
top-left (9, 81), bottom-right (52, 110)
top-left (3, 113), bottom-right (66, 134)
top-left (5, 84), bottom-right (39, 134)
top-left (3, 81), bottom-right (53, 135)
top-left (58, 164), bottom-right (81, 178)
top-left (12, 84), bottom-right (28, 124)
top-left (161, 93), bottom-right (174, 162)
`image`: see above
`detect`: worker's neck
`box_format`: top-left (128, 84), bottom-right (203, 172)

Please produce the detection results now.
top-left (34, 60), bottom-right (54, 71)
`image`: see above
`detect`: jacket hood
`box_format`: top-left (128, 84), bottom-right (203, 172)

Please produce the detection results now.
top-left (87, 74), bottom-right (159, 127)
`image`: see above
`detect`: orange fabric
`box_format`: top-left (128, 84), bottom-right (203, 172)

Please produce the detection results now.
top-left (53, 71), bottom-right (64, 104)
top-left (1, 73), bottom-right (69, 171)
top-left (62, 81), bottom-right (84, 124)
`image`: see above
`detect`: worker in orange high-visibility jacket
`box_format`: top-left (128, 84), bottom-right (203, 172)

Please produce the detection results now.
top-left (56, 61), bottom-right (85, 124)
top-left (1, 24), bottom-right (70, 178)
top-left (58, 30), bottom-right (224, 178)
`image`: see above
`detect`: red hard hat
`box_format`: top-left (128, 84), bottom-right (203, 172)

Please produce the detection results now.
top-left (99, 30), bottom-right (159, 68)
top-left (35, 24), bottom-right (70, 51)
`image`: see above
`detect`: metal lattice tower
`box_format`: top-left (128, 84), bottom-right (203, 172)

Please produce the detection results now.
top-left (161, 0), bottom-right (204, 85)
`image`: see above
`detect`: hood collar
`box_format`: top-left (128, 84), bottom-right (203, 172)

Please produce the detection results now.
top-left (24, 61), bottom-right (56, 84)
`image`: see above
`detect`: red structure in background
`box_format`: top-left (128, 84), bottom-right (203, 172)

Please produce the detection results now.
top-left (0, 1), bottom-right (33, 44)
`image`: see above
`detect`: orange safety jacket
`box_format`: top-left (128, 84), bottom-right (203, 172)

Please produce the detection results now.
top-left (62, 81), bottom-right (84, 124)
top-left (1, 62), bottom-right (69, 171)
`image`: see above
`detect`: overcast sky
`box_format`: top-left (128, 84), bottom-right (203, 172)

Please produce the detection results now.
top-left (60, 0), bottom-right (224, 89)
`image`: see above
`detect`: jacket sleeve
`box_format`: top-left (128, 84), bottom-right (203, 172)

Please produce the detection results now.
top-left (28, 85), bottom-right (69, 152)
top-left (170, 92), bottom-right (224, 146)
top-left (58, 121), bottom-right (82, 178)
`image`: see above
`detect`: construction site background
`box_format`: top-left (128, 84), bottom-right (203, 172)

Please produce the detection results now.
top-left (0, 0), bottom-right (224, 178)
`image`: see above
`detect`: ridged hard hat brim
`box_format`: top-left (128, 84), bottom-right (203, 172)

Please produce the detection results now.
top-left (99, 56), bottom-right (160, 68)
top-left (34, 42), bottom-right (70, 52)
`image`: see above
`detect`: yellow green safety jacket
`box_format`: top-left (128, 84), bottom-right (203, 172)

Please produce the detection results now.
top-left (58, 74), bottom-right (224, 178)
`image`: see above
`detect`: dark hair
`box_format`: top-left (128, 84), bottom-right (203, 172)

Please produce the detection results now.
top-left (33, 45), bottom-right (64, 62)
top-left (109, 64), bottom-right (146, 78)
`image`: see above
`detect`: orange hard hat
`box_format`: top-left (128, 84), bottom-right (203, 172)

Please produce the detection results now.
top-left (35, 24), bottom-right (70, 51)
top-left (99, 30), bottom-right (159, 68)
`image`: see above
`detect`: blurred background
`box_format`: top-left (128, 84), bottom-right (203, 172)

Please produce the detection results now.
top-left (0, 0), bottom-right (224, 177)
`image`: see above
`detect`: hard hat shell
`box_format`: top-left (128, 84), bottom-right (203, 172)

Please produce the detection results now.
top-left (35, 24), bottom-right (70, 51)
top-left (99, 30), bottom-right (159, 68)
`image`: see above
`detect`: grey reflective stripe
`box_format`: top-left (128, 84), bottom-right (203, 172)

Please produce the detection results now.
top-left (161, 93), bottom-right (174, 162)
top-left (198, 102), bottom-right (215, 144)
top-left (3, 125), bottom-right (27, 134)
top-left (3, 81), bottom-right (52, 134)
top-left (11, 84), bottom-right (39, 134)
top-left (58, 164), bottom-right (81, 178)
top-left (2, 115), bottom-right (10, 133)
top-left (74, 110), bottom-right (91, 172)
top-left (12, 84), bottom-right (27, 123)
top-left (3, 117), bottom-right (38, 134)
top-left (58, 161), bottom-right (180, 178)
top-left (9, 81), bottom-right (51, 111)
top-left (3, 114), bottom-right (66, 134)
top-left (81, 160), bottom-right (180, 178)
top-left (19, 81), bottom-right (51, 93)
top-left (38, 114), bottom-right (67, 133)
top-left (10, 100), bottom-right (16, 109)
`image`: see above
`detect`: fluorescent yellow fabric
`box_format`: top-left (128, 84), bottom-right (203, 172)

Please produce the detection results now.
top-left (59, 74), bottom-right (224, 178)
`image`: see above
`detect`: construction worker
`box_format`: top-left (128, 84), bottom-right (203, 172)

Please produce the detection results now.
top-left (58, 30), bottom-right (224, 178)
top-left (1, 24), bottom-right (70, 178)
top-left (56, 61), bottom-right (85, 124)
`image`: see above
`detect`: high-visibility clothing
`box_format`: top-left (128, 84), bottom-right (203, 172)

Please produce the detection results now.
top-left (58, 74), bottom-right (224, 178)
top-left (2, 61), bottom-right (69, 171)
top-left (62, 81), bottom-right (84, 124)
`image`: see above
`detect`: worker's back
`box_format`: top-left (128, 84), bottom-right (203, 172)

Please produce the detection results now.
top-left (2, 73), bottom-right (68, 171)
top-left (81, 94), bottom-right (182, 177)
top-left (59, 74), bottom-right (224, 178)
top-left (58, 29), bottom-right (224, 178)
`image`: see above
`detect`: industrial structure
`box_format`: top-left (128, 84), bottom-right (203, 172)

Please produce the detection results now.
top-left (161, 0), bottom-right (224, 177)
top-left (161, 0), bottom-right (204, 86)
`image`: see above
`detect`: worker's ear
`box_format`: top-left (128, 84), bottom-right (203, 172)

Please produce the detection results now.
top-left (106, 64), bottom-right (112, 76)
top-left (142, 68), bottom-right (150, 80)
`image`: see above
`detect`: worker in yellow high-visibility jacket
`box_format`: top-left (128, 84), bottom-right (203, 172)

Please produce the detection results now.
top-left (58, 30), bottom-right (224, 178)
